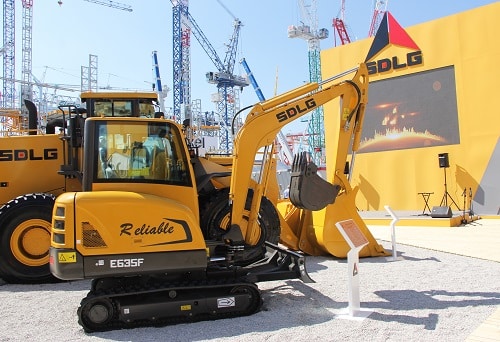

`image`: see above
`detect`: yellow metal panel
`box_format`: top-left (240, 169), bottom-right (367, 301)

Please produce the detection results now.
top-left (73, 191), bottom-right (206, 256)
top-left (0, 134), bottom-right (67, 202)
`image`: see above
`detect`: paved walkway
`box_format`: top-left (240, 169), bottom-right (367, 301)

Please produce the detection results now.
top-left (367, 219), bottom-right (500, 262)
top-left (367, 218), bottom-right (500, 341)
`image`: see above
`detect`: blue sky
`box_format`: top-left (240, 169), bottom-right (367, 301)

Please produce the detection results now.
top-left (12, 0), bottom-right (498, 133)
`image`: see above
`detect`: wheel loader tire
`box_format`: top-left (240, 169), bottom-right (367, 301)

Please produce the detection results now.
top-left (200, 188), bottom-right (280, 266)
top-left (0, 193), bottom-right (57, 284)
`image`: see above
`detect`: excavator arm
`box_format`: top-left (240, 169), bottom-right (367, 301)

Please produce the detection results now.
top-left (228, 64), bottom-right (369, 246)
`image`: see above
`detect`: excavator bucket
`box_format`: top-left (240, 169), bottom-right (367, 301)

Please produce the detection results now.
top-left (278, 186), bottom-right (389, 258)
top-left (277, 154), bottom-right (389, 258)
top-left (289, 152), bottom-right (340, 211)
top-left (313, 185), bottom-right (389, 257)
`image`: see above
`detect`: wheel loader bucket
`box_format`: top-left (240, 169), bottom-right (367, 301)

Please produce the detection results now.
top-left (277, 186), bottom-right (389, 258)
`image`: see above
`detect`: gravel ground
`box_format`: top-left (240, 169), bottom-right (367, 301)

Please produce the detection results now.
top-left (0, 241), bottom-right (499, 342)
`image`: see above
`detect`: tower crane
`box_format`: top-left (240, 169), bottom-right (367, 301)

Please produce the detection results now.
top-left (2, 0), bottom-right (132, 121)
top-left (332, 0), bottom-right (351, 46)
top-left (172, 0), bottom-right (248, 153)
top-left (57, 0), bottom-right (132, 11)
top-left (81, 0), bottom-right (132, 11)
top-left (2, 1), bottom-right (15, 109)
top-left (152, 50), bottom-right (168, 115)
top-left (20, 0), bottom-right (33, 123)
top-left (288, 0), bottom-right (329, 166)
top-left (368, 0), bottom-right (389, 37)
top-left (172, 0), bottom-right (191, 124)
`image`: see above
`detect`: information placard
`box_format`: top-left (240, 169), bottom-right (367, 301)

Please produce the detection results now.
top-left (336, 219), bottom-right (369, 249)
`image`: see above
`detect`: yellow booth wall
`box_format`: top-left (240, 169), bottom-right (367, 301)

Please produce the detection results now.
top-left (321, 3), bottom-right (500, 215)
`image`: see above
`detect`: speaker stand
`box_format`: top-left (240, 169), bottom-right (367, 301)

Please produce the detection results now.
top-left (439, 168), bottom-right (461, 211)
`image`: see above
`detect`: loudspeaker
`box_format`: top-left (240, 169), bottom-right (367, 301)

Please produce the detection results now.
top-left (431, 206), bottom-right (452, 218)
top-left (438, 153), bottom-right (449, 168)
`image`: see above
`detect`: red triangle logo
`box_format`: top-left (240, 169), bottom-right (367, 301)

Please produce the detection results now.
top-left (387, 12), bottom-right (419, 50)
top-left (365, 12), bottom-right (420, 61)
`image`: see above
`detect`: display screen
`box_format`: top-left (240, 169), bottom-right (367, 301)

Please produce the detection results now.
top-left (358, 66), bottom-right (460, 153)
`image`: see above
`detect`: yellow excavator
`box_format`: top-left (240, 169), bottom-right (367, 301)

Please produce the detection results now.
top-left (49, 63), bottom-right (388, 332)
top-left (0, 92), bottom-right (159, 283)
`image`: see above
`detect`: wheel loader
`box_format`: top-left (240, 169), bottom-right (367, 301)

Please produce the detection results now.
top-left (49, 63), bottom-right (388, 332)
top-left (0, 92), bottom-right (160, 283)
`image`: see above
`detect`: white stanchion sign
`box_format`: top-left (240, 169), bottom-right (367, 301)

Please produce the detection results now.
top-left (384, 205), bottom-right (400, 261)
top-left (335, 219), bottom-right (373, 319)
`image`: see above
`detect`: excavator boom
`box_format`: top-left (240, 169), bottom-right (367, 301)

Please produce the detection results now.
top-left (228, 63), bottom-right (386, 258)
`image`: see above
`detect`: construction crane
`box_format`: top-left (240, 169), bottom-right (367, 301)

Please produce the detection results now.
top-left (82, 0), bottom-right (132, 11)
top-left (332, 0), bottom-right (351, 46)
top-left (288, 0), bottom-right (329, 166)
top-left (368, 0), bottom-right (389, 37)
top-left (57, 0), bottom-right (132, 11)
top-left (240, 57), bottom-right (293, 166)
top-left (2, 0), bottom-right (15, 109)
top-left (2, 0), bottom-right (132, 124)
top-left (152, 50), bottom-right (168, 115)
top-left (172, 0), bottom-right (248, 153)
top-left (80, 54), bottom-right (98, 92)
top-left (171, 0), bottom-right (190, 123)
top-left (20, 0), bottom-right (33, 124)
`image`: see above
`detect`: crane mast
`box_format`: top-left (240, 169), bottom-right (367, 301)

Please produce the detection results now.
top-left (2, 0), bottom-right (15, 109)
top-left (2, 0), bottom-right (132, 121)
top-left (368, 0), bottom-right (388, 37)
top-left (333, 0), bottom-right (351, 46)
top-left (20, 0), bottom-right (33, 126)
top-left (172, 0), bottom-right (190, 123)
top-left (152, 50), bottom-right (167, 115)
top-left (172, 0), bottom-right (248, 153)
top-left (205, 18), bottom-right (248, 153)
top-left (288, 0), bottom-right (329, 166)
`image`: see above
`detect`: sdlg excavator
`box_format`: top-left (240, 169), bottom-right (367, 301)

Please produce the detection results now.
top-left (49, 63), bottom-right (388, 332)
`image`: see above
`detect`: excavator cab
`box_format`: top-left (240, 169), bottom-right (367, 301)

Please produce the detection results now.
top-left (84, 118), bottom-right (193, 190)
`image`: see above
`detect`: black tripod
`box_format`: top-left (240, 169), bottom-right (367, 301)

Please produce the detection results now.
top-left (439, 167), bottom-right (461, 210)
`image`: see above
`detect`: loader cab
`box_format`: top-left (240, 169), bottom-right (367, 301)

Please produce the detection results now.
top-left (80, 91), bottom-right (159, 118)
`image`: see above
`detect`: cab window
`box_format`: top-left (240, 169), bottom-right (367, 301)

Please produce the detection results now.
top-left (95, 121), bottom-right (191, 186)
top-left (94, 100), bottom-right (132, 117)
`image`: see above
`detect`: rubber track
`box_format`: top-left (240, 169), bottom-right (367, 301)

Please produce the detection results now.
top-left (78, 277), bottom-right (262, 332)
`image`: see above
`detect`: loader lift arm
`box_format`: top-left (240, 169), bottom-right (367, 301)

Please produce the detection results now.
top-left (227, 64), bottom-right (368, 246)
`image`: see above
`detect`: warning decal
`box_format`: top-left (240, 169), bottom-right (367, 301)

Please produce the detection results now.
top-left (58, 252), bottom-right (76, 263)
